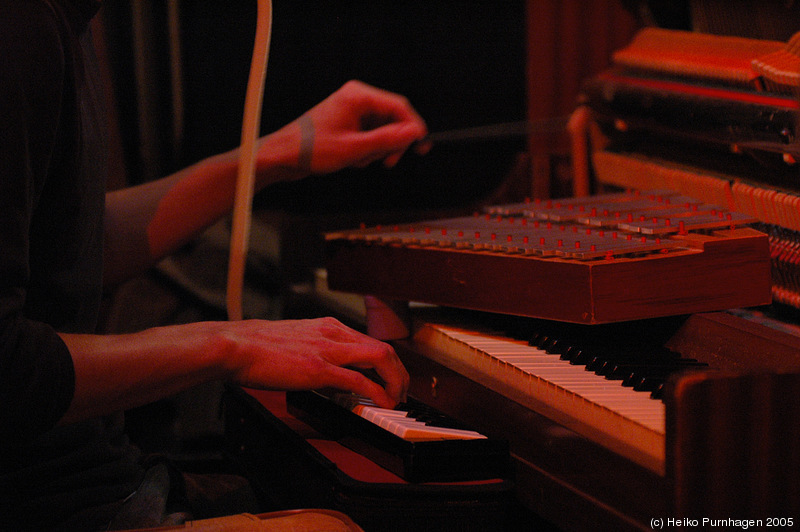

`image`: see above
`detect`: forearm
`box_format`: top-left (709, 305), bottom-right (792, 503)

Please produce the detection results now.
top-left (103, 121), bottom-right (304, 285)
top-left (147, 121), bottom-right (306, 259)
top-left (57, 316), bottom-right (409, 424)
top-left (57, 321), bottom-right (235, 424)
top-left (102, 80), bottom-right (428, 286)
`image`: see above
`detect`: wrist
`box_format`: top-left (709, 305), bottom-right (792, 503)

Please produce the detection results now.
top-left (199, 321), bottom-right (244, 381)
top-left (256, 121), bottom-right (308, 185)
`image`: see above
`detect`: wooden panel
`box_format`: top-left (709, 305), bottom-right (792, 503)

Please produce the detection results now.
top-left (326, 243), bottom-right (594, 323)
top-left (666, 312), bottom-right (800, 373)
top-left (395, 339), bottom-right (663, 531)
top-left (325, 227), bottom-right (771, 324)
top-left (589, 228), bottom-right (772, 322)
top-left (526, 0), bottom-right (639, 198)
top-left (667, 371), bottom-right (800, 520)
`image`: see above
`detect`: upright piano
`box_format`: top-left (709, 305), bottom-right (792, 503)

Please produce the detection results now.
top-left (317, 189), bottom-right (797, 530)
top-left (226, 10), bottom-right (800, 532)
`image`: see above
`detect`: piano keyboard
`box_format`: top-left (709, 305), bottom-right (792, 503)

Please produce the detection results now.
top-left (413, 318), bottom-right (706, 474)
top-left (286, 390), bottom-right (509, 483)
top-left (329, 393), bottom-right (488, 441)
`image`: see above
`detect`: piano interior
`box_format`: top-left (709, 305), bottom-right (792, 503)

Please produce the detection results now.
top-left (98, 1), bottom-right (800, 530)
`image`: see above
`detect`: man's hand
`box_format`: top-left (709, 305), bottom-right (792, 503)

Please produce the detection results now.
top-left (220, 317), bottom-right (409, 409)
top-left (60, 316), bottom-right (408, 425)
top-left (284, 80), bottom-right (429, 174)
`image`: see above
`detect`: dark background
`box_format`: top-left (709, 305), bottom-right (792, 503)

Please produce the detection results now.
top-left (102, 1), bottom-right (528, 213)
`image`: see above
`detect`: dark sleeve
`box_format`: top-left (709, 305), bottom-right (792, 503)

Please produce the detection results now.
top-left (0, 2), bottom-right (77, 444)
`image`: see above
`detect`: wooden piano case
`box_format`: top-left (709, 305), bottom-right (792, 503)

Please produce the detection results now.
top-left (222, 388), bottom-right (529, 532)
top-left (666, 312), bottom-right (800, 522)
top-left (525, 23), bottom-right (800, 527)
top-left (393, 310), bottom-right (800, 531)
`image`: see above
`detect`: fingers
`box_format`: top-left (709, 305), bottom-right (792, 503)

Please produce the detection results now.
top-left (343, 81), bottom-right (428, 167)
top-left (355, 342), bottom-right (410, 406)
top-left (352, 122), bottom-right (425, 168)
top-left (327, 365), bottom-right (406, 409)
top-left (347, 81), bottom-right (426, 130)
top-left (326, 323), bottom-right (410, 405)
top-left (228, 318), bottom-right (409, 409)
top-left (301, 317), bottom-right (410, 406)
top-left (297, 80), bottom-right (428, 173)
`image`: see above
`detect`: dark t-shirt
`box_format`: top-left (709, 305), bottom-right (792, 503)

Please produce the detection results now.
top-left (0, 1), bottom-right (144, 529)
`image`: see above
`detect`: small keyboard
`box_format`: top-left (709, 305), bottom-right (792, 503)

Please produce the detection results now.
top-left (329, 393), bottom-right (487, 441)
top-left (286, 390), bottom-right (508, 483)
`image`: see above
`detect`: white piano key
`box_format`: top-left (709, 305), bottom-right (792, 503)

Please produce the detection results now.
top-left (427, 324), bottom-right (666, 434)
top-left (335, 394), bottom-right (488, 441)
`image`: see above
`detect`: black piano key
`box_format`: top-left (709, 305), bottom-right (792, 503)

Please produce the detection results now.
top-left (400, 399), bottom-right (472, 430)
top-left (650, 383), bottom-right (666, 400)
top-left (585, 356), bottom-right (606, 372)
top-left (569, 348), bottom-right (594, 365)
top-left (494, 315), bottom-right (705, 406)
top-left (560, 345), bottom-right (581, 361)
top-left (633, 376), bottom-right (666, 392)
top-left (606, 364), bottom-right (659, 381)
top-left (532, 334), bottom-right (552, 350)
top-left (593, 360), bottom-right (615, 376)
top-left (623, 366), bottom-right (678, 387)
top-left (593, 346), bottom-right (680, 375)
top-left (624, 360), bottom-right (709, 391)
top-left (543, 337), bottom-right (568, 355)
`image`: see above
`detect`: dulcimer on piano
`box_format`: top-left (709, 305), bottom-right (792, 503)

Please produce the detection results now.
top-left (324, 189), bottom-right (771, 324)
